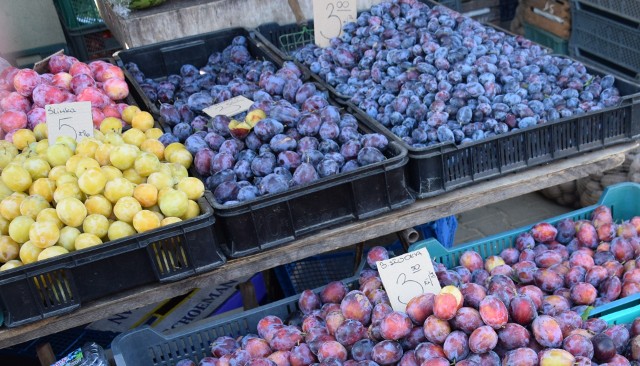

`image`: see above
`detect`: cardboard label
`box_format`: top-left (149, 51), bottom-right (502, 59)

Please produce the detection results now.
top-left (203, 95), bottom-right (254, 118)
top-left (376, 248), bottom-right (441, 312)
top-left (313, 0), bottom-right (357, 48)
top-left (45, 101), bottom-right (94, 145)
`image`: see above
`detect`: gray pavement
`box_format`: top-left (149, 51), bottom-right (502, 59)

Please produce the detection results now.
top-left (454, 191), bottom-right (573, 245)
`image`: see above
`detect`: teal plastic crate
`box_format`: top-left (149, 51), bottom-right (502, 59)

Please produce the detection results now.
top-left (54, 0), bottom-right (104, 32)
top-left (409, 182), bottom-right (640, 318)
top-left (524, 22), bottom-right (568, 55)
top-left (599, 296), bottom-right (640, 324)
top-left (600, 300), bottom-right (640, 324)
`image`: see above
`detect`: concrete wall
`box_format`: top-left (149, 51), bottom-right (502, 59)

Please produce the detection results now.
top-left (98, 0), bottom-right (384, 48)
top-left (0, 0), bottom-right (66, 54)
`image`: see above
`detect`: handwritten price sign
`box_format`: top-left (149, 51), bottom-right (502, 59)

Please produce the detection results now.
top-left (203, 96), bottom-right (254, 118)
top-left (313, 0), bottom-right (357, 48)
top-left (45, 101), bottom-right (93, 145)
top-left (376, 248), bottom-right (441, 312)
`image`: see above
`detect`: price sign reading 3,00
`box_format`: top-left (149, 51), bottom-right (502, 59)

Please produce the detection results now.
top-left (313, 0), bottom-right (357, 48)
top-left (376, 248), bottom-right (442, 312)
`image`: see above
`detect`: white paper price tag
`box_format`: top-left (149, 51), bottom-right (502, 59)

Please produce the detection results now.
top-left (376, 248), bottom-right (441, 312)
top-left (313, 0), bottom-right (357, 48)
top-left (203, 96), bottom-right (254, 118)
top-left (45, 101), bottom-right (94, 145)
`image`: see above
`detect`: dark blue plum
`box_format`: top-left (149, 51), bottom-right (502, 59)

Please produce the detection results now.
top-left (237, 186), bottom-right (259, 202)
top-left (258, 173), bottom-right (289, 195)
top-left (210, 152), bottom-right (236, 174)
top-left (317, 159), bottom-right (340, 178)
top-left (173, 123), bottom-right (193, 142)
top-left (233, 160), bottom-right (253, 181)
top-left (212, 115), bottom-right (231, 137)
top-left (214, 181), bottom-right (240, 203)
top-left (206, 169), bottom-right (237, 191)
top-left (291, 163), bottom-right (319, 186)
top-left (158, 133), bottom-right (179, 146)
top-left (251, 152), bottom-right (277, 177)
top-left (187, 92), bottom-right (213, 113)
top-left (297, 136), bottom-right (319, 153)
top-left (184, 134), bottom-right (208, 155)
top-left (190, 115), bottom-right (208, 132)
top-left (204, 132), bottom-right (225, 151)
top-left (278, 151), bottom-right (302, 171)
top-left (219, 140), bottom-right (245, 158)
top-left (341, 160), bottom-right (360, 173)
top-left (160, 103), bottom-right (181, 127)
top-left (357, 147), bottom-right (385, 166)
top-left (319, 139), bottom-right (340, 154)
top-left (270, 134), bottom-right (297, 153)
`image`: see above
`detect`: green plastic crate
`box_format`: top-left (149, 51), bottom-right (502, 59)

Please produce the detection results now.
top-left (524, 22), bottom-right (568, 55)
top-left (54, 0), bottom-right (104, 31)
top-left (409, 182), bottom-right (640, 319)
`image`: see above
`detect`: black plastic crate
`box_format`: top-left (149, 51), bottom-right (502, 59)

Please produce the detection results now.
top-left (67, 24), bottom-right (121, 62)
top-left (114, 27), bottom-right (286, 128)
top-left (345, 60), bottom-right (640, 198)
top-left (0, 193), bottom-right (225, 327)
top-left (210, 130), bottom-right (412, 258)
top-left (576, 0), bottom-right (640, 23)
top-left (115, 29), bottom-right (413, 258)
top-left (0, 326), bottom-right (117, 360)
top-left (112, 275), bottom-right (361, 366)
top-left (570, 1), bottom-right (640, 81)
top-left (570, 50), bottom-right (640, 84)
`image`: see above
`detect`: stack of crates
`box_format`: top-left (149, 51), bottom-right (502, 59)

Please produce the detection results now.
top-left (569, 0), bottom-right (640, 82)
top-left (523, 0), bottom-right (570, 54)
top-left (53, 0), bottom-right (121, 61)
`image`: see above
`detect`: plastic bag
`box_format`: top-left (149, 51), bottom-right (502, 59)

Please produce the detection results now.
top-left (51, 343), bottom-right (108, 366)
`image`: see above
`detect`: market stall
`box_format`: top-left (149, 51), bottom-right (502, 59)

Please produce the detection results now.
top-left (1, 0), bottom-right (640, 365)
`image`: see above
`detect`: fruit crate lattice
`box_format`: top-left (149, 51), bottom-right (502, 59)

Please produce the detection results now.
top-left (569, 0), bottom-right (640, 80)
top-left (576, 0), bottom-right (640, 23)
top-left (67, 25), bottom-right (122, 62)
top-left (345, 56), bottom-right (640, 198)
top-left (53, 0), bottom-right (104, 32)
top-left (112, 275), bottom-right (362, 365)
top-left (273, 251), bottom-right (360, 296)
top-left (0, 193), bottom-right (225, 327)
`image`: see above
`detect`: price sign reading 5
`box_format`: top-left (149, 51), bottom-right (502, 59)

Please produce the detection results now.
top-left (376, 248), bottom-right (442, 312)
top-left (45, 101), bottom-right (93, 145)
top-left (313, 0), bottom-right (357, 48)
top-left (203, 95), bottom-right (254, 118)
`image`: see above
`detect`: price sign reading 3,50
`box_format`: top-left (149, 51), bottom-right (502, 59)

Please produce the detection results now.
top-left (313, 0), bottom-right (357, 48)
top-left (376, 248), bottom-right (442, 312)
top-left (45, 101), bottom-right (94, 145)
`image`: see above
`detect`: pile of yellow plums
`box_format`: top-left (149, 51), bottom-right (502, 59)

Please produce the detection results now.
top-left (0, 106), bottom-right (205, 271)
